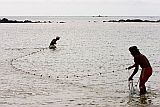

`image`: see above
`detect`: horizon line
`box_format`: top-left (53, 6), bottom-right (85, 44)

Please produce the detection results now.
top-left (1, 15), bottom-right (160, 17)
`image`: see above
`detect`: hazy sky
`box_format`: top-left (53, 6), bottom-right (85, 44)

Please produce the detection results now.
top-left (0, 0), bottom-right (160, 16)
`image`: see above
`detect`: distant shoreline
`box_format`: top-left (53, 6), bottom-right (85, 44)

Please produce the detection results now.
top-left (107, 19), bottom-right (160, 23)
top-left (0, 18), bottom-right (49, 23)
top-left (0, 17), bottom-right (159, 23)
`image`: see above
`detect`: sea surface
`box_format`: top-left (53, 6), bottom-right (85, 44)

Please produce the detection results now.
top-left (0, 16), bottom-right (160, 107)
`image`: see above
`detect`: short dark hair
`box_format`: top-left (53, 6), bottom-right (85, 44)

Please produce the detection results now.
top-left (129, 46), bottom-right (140, 54)
top-left (56, 36), bottom-right (60, 40)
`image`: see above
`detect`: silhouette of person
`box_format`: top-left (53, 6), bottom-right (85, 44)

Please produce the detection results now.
top-left (49, 36), bottom-right (60, 49)
top-left (127, 46), bottom-right (152, 95)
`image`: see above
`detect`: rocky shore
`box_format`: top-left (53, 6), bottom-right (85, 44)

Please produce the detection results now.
top-left (1, 18), bottom-right (159, 23)
top-left (0, 18), bottom-right (51, 23)
top-left (107, 19), bottom-right (160, 22)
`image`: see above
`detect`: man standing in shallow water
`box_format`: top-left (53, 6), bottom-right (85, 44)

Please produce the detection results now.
top-left (127, 46), bottom-right (152, 95)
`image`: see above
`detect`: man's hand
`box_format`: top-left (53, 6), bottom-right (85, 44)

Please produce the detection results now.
top-left (127, 66), bottom-right (132, 70)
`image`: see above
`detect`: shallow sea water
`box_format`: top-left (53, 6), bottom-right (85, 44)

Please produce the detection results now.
top-left (0, 16), bottom-right (160, 107)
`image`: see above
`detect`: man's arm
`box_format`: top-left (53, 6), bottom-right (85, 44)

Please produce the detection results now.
top-left (128, 56), bottom-right (139, 81)
top-left (129, 65), bottom-right (139, 81)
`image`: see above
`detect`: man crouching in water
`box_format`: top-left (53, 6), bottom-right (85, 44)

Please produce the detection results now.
top-left (49, 36), bottom-right (60, 49)
top-left (127, 46), bottom-right (152, 95)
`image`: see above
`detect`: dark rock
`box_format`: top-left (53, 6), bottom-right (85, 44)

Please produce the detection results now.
top-left (0, 18), bottom-right (52, 23)
top-left (156, 20), bottom-right (160, 22)
top-left (108, 19), bottom-right (160, 23)
top-left (108, 20), bottom-right (118, 22)
top-left (24, 20), bottom-right (32, 23)
top-left (59, 21), bottom-right (66, 23)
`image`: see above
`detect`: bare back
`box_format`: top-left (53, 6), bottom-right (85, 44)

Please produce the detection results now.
top-left (135, 54), bottom-right (151, 68)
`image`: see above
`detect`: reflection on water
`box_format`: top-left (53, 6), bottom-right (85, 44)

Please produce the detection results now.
top-left (127, 86), bottom-right (159, 107)
top-left (0, 19), bottom-right (160, 107)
